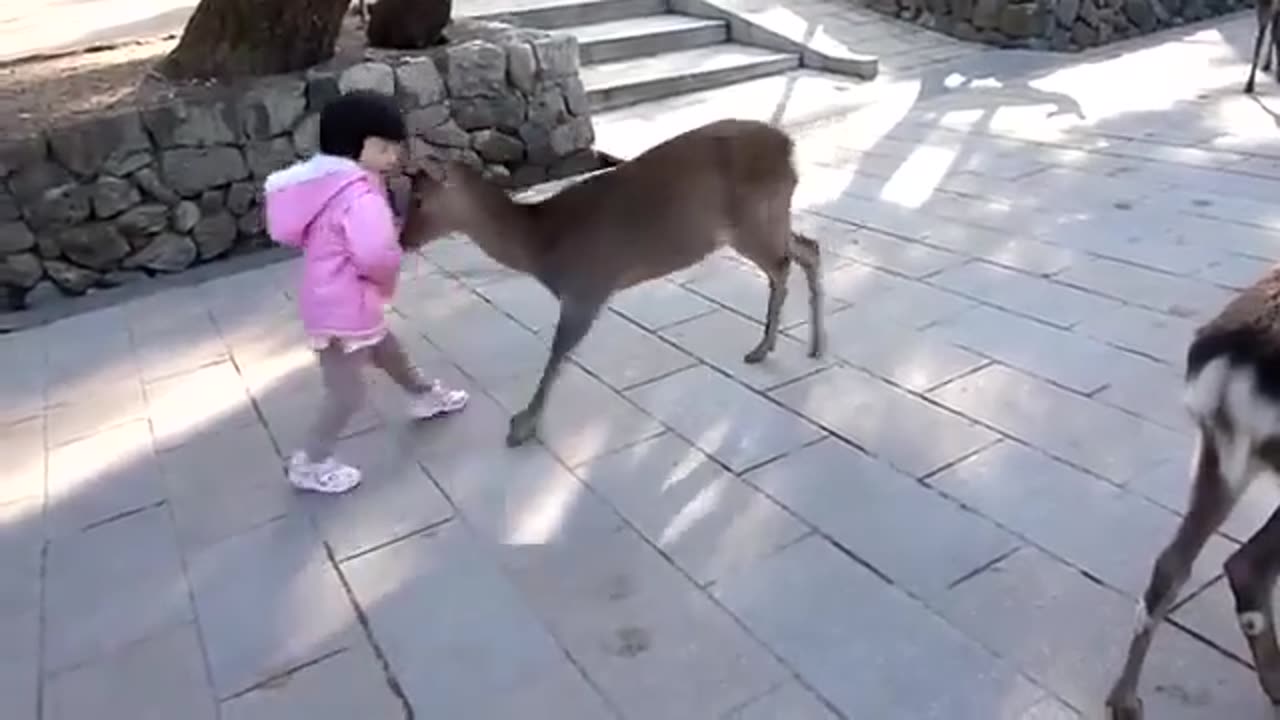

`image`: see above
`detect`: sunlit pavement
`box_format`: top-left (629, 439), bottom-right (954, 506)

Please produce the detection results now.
top-left (0, 0), bottom-right (196, 62)
top-left (8, 9), bottom-right (1280, 719)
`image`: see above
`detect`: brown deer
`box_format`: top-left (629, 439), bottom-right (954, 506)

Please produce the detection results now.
top-left (1246, 0), bottom-right (1280, 93)
top-left (1105, 265), bottom-right (1280, 719)
top-left (400, 119), bottom-right (826, 447)
top-left (364, 0), bottom-right (452, 48)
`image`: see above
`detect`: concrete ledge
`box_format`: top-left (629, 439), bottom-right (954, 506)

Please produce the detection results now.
top-left (670, 0), bottom-right (879, 80)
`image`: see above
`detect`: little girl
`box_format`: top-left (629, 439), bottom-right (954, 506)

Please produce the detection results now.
top-left (264, 90), bottom-right (468, 494)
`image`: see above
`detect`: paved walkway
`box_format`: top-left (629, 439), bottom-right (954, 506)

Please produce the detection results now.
top-left (0, 0), bottom-right (196, 62)
top-left (8, 8), bottom-right (1280, 720)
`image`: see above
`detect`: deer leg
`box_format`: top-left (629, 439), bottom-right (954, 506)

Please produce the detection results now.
top-left (1271, 11), bottom-right (1280, 83)
top-left (507, 297), bottom-right (601, 447)
top-left (1250, 8), bottom-right (1269, 93)
top-left (1225, 439), bottom-right (1280, 708)
top-left (789, 232), bottom-right (826, 359)
top-left (1266, 9), bottom-right (1274, 73)
top-left (1225, 505), bottom-right (1280, 709)
top-left (1106, 429), bottom-right (1236, 720)
top-left (744, 258), bottom-right (789, 364)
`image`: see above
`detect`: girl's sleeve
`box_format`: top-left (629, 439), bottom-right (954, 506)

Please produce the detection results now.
top-left (342, 191), bottom-right (403, 294)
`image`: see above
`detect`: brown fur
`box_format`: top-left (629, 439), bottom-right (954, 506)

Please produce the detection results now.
top-left (402, 118), bottom-right (826, 446)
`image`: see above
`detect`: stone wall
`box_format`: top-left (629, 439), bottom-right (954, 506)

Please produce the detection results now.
top-left (862, 0), bottom-right (1249, 50)
top-left (0, 21), bottom-right (597, 312)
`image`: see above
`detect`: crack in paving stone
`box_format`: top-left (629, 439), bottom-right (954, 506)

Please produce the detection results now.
top-left (221, 646), bottom-right (350, 701)
top-left (80, 499), bottom-right (166, 532)
top-left (946, 545), bottom-right (1023, 591)
top-left (36, 540), bottom-right (48, 720)
top-left (326, 541), bottom-right (416, 720)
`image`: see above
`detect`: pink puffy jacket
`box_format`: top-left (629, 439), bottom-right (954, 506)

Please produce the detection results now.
top-left (264, 155), bottom-right (402, 342)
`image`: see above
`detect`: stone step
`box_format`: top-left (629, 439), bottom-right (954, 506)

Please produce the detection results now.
top-left (458, 0), bottom-right (666, 30)
top-left (582, 44), bottom-right (800, 113)
top-left (590, 69), bottom-right (886, 162)
top-left (571, 14), bottom-right (729, 65)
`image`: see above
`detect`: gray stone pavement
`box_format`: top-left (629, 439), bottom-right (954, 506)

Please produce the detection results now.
top-left (11, 10), bottom-right (1280, 720)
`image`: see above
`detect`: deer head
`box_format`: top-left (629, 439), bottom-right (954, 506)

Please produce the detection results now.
top-left (399, 161), bottom-right (479, 250)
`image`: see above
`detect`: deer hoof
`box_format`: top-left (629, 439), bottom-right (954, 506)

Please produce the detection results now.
top-left (1105, 698), bottom-right (1143, 720)
top-left (743, 345), bottom-right (770, 364)
top-left (506, 411), bottom-right (537, 447)
top-left (808, 337), bottom-right (826, 359)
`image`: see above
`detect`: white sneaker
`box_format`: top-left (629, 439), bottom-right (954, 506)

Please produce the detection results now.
top-left (408, 380), bottom-right (469, 420)
top-left (287, 452), bottom-right (362, 494)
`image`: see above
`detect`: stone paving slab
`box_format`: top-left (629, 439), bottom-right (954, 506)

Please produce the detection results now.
top-left (0, 601), bottom-right (40, 720)
top-left (723, 680), bottom-right (839, 719)
top-left (924, 303), bottom-right (1162, 396)
top-left (497, 506), bottom-right (790, 719)
top-left (43, 505), bottom-right (192, 674)
top-left (300, 428), bottom-right (455, 562)
top-left (927, 441), bottom-right (1236, 599)
top-left (218, 641), bottom-right (404, 720)
top-left (575, 432), bottom-right (811, 586)
top-left (14, 11), bottom-right (1280, 720)
top-left (158, 422), bottom-right (299, 555)
top-left (187, 513), bottom-right (359, 699)
top-left (743, 437), bottom-right (1018, 601)
top-left (44, 622), bottom-right (217, 720)
top-left (929, 363), bottom-right (1186, 485)
top-left (773, 364), bottom-right (997, 478)
top-left (710, 535), bottom-right (1052, 719)
top-left (342, 521), bottom-right (616, 719)
top-left (934, 547), bottom-right (1274, 719)
top-left (627, 364), bottom-right (825, 474)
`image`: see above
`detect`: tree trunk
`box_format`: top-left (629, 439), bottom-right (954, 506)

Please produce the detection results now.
top-left (160, 0), bottom-right (353, 81)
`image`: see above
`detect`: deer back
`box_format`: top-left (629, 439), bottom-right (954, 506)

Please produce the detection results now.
top-left (530, 119), bottom-right (800, 289)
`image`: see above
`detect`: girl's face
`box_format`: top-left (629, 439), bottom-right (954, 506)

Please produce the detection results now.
top-left (359, 136), bottom-right (402, 174)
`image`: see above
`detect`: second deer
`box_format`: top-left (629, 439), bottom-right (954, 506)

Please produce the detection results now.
top-left (1105, 264), bottom-right (1280, 719)
top-left (401, 119), bottom-right (827, 447)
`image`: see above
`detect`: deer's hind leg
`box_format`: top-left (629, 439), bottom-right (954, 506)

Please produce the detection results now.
top-left (1226, 439), bottom-right (1280, 710)
top-left (788, 232), bottom-right (825, 359)
top-left (1250, 4), bottom-right (1270, 92)
top-left (1105, 428), bottom-right (1239, 720)
top-left (740, 247), bottom-right (789, 364)
top-left (1271, 9), bottom-right (1280, 83)
top-left (736, 203), bottom-right (800, 364)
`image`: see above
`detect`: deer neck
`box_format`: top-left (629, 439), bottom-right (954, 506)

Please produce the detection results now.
top-left (455, 183), bottom-right (544, 275)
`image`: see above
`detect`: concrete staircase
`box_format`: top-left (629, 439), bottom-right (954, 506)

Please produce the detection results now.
top-left (459, 0), bottom-right (801, 112)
